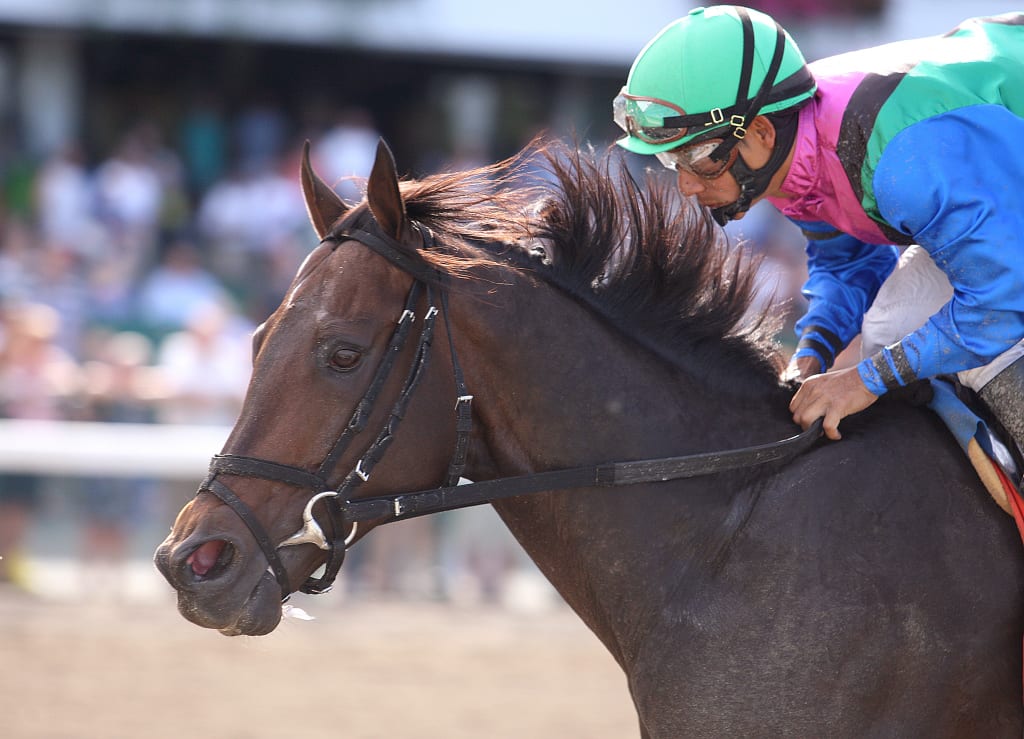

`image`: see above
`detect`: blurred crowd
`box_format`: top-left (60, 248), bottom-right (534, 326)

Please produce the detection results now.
top-left (0, 100), bottom-right (548, 607)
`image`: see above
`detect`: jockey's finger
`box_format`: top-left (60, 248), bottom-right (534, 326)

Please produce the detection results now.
top-left (790, 399), bottom-right (817, 430)
top-left (788, 385), bottom-right (808, 413)
top-left (822, 409), bottom-right (842, 441)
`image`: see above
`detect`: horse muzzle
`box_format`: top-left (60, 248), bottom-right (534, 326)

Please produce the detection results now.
top-left (154, 530), bottom-right (284, 636)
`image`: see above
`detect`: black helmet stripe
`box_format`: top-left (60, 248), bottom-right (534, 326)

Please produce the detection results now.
top-left (709, 9), bottom-right (789, 164)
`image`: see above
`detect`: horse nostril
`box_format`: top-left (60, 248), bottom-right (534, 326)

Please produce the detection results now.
top-left (186, 539), bottom-right (232, 579)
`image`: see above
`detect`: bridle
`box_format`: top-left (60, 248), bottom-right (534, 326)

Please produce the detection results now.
top-left (199, 218), bottom-right (471, 597)
top-left (198, 215), bottom-right (823, 600)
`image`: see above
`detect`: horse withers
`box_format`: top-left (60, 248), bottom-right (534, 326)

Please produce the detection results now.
top-left (155, 138), bottom-right (1024, 738)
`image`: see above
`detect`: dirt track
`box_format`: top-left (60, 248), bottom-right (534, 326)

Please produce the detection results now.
top-left (0, 588), bottom-right (637, 739)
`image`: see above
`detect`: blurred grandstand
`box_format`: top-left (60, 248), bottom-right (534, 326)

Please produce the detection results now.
top-left (0, 0), bottom-right (1004, 604)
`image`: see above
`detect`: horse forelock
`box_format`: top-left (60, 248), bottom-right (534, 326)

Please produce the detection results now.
top-left (321, 139), bottom-right (785, 390)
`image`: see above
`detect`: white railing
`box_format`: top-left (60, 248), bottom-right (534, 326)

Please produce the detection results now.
top-left (0, 419), bottom-right (229, 479)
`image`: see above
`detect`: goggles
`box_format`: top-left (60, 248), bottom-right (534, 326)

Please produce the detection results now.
top-left (655, 138), bottom-right (739, 180)
top-left (613, 89), bottom-right (694, 145)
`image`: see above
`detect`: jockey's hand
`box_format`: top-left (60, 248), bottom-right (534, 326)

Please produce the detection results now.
top-left (781, 354), bottom-right (822, 384)
top-left (789, 366), bottom-right (879, 441)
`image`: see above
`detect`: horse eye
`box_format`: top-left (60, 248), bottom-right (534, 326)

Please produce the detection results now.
top-left (329, 348), bottom-right (362, 371)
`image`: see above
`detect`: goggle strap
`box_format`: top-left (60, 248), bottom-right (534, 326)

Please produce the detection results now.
top-left (673, 63), bottom-right (811, 137)
top-left (661, 110), bottom-right (729, 129)
top-left (707, 133), bottom-right (742, 164)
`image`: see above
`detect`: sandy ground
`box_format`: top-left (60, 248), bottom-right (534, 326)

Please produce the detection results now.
top-left (0, 584), bottom-right (638, 739)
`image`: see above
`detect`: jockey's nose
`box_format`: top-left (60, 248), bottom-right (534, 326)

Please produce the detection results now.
top-left (675, 169), bottom-right (705, 197)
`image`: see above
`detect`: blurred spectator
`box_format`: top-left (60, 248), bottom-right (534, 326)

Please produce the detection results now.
top-left (196, 146), bottom-right (307, 317)
top-left (0, 303), bottom-right (80, 586)
top-left (313, 107), bottom-right (380, 203)
top-left (345, 517), bottom-right (444, 602)
top-left (0, 302), bottom-right (80, 421)
top-left (153, 301), bottom-right (252, 426)
top-left (32, 141), bottom-right (96, 248)
top-left (32, 244), bottom-right (91, 356)
top-left (235, 96), bottom-right (288, 177)
top-left (92, 127), bottom-right (167, 282)
top-left (94, 130), bottom-right (164, 236)
top-left (179, 93), bottom-right (228, 200)
top-left (0, 125), bottom-right (38, 225)
top-left (0, 217), bottom-right (38, 303)
top-left (133, 121), bottom-right (191, 238)
top-left (78, 331), bottom-right (167, 598)
top-left (135, 238), bottom-right (233, 336)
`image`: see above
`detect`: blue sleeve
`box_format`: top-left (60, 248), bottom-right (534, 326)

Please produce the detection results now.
top-left (857, 106), bottom-right (1024, 395)
top-left (790, 218), bottom-right (898, 371)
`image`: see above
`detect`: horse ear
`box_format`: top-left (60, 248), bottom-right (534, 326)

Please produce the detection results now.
top-left (300, 140), bottom-right (349, 240)
top-left (366, 138), bottom-right (407, 240)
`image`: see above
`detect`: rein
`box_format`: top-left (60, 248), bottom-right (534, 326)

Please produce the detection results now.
top-left (199, 216), bottom-right (823, 600)
top-left (334, 415), bottom-right (824, 525)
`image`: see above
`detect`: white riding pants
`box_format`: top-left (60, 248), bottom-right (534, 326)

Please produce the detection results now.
top-left (859, 245), bottom-right (1024, 391)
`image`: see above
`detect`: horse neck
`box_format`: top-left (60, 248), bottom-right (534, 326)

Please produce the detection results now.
top-left (453, 271), bottom-right (789, 479)
top-left (448, 270), bottom-right (794, 660)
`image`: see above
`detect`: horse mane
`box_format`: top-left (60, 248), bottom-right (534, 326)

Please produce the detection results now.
top-left (346, 139), bottom-right (787, 394)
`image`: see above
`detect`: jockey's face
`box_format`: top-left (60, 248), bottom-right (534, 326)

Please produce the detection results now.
top-left (668, 115), bottom-right (781, 218)
top-left (673, 157), bottom-right (745, 214)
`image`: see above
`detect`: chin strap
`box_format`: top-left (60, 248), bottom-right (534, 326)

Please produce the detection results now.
top-left (710, 109), bottom-right (801, 226)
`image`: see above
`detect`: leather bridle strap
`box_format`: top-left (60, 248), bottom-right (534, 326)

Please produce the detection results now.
top-left (200, 455), bottom-right (328, 596)
top-left (316, 282), bottom-right (424, 478)
top-left (341, 224), bottom-right (474, 486)
top-left (338, 418), bottom-right (825, 524)
top-left (336, 226), bottom-right (443, 285)
top-left (304, 283), bottom-right (442, 594)
top-left (208, 455), bottom-right (326, 489)
top-left (441, 289), bottom-right (473, 486)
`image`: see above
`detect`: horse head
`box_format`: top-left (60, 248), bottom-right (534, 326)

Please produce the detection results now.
top-left (154, 134), bottom-right (789, 639)
top-left (154, 139), bottom-right (465, 634)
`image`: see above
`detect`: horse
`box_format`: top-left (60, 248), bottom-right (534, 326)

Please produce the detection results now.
top-left (154, 138), bottom-right (1024, 738)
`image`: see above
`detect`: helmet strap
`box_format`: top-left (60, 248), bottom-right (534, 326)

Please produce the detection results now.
top-left (707, 9), bottom-right (788, 168)
top-left (710, 109), bottom-right (800, 226)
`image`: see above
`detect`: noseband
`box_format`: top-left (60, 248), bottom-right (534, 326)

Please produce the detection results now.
top-left (198, 219), bottom-right (473, 598)
top-left (197, 217), bottom-right (825, 601)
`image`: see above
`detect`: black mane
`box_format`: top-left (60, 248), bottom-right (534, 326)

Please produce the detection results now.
top-left (370, 140), bottom-right (786, 393)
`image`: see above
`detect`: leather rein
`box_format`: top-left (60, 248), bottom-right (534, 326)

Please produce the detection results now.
top-left (197, 217), bottom-right (823, 600)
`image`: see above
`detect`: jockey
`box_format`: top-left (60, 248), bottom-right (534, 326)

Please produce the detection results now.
top-left (613, 5), bottom-right (1024, 475)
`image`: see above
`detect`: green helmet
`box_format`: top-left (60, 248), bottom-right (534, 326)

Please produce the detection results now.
top-left (614, 5), bottom-right (816, 156)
